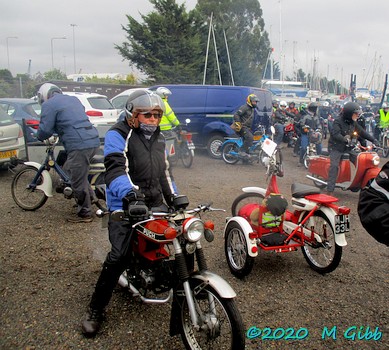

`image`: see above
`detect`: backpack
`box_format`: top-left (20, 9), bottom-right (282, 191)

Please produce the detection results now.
top-left (357, 161), bottom-right (389, 246)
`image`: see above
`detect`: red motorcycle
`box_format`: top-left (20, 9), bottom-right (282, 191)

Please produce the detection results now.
top-left (98, 196), bottom-right (245, 349)
top-left (283, 117), bottom-right (297, 148)
top-left (224, 135), bottom-right (350, 278)
top-left (306, 139), bottom-right (381, 192)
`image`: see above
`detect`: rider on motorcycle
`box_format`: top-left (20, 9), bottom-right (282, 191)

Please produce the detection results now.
top-left (233, 93), bottom-right (259, 158)
top-left (326, 101), bottom-right (379, 195)
top-left (156, 86), bottom-right (181, 139)
top-left (298, 102), bottom-right (322, 167)
top-left (272, 100), bottom-right (295, 146)
top-left (81, 89), bottom-right (178, 337)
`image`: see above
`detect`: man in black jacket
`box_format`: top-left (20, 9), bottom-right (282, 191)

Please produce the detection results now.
top-left (233, 94), bottom-right (259, 158)
top-left (81, 89), bottom-right (177, 337)
top-left (327, 102), bottom-right (379, 194)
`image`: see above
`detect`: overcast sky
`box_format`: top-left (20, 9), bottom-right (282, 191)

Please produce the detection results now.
top-left (1, 0), bottom-right (387, 89)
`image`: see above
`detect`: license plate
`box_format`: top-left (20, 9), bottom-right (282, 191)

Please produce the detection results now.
top-left (188, 142), bottom-right (195, 150)
top-left (335, 215), bottom-right (350, 234)
top-left (0, 149), bottom-right (17, 159)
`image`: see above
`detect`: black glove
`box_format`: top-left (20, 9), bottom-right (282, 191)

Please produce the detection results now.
top-left (123, 189), bottom-right (148, 217)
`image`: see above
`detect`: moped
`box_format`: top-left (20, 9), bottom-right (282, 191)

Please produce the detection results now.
top-left (97, 196), bottom-right (245, 349)
top-left (11, 136), bottom-right (106, 211)
top-left (221, 125), bottom-right (269, 165)
top-left (224, 133), bottom-right (350, 278)
top-left (306, 138), bottom-right (381, 192)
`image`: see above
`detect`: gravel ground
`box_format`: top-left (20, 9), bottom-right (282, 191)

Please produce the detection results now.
top-left (1, 145), bottom-right (388, 350)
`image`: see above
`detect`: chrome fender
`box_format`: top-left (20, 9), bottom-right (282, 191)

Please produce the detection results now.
top-left (224, 216), bottom-right (258, 257)
top-left (242, 186), bottom-right (267, 197)
top-left (191, 270), bottom-right (236, 298)
top-left (24, 161), bottom-right (53, 197)
top-left (300, 207), bottom-right (347, 247)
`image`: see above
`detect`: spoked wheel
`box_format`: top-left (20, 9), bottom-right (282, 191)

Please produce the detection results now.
top-left (179, 282), bottom-right (245, 350)
top-left (382, 136), bottom-right (389, 158)
top-left (224, 221), bottom-right (255, 278)
top-left (222, 143), bottom-right (239, 164)
top-left (231, 192), bottom-right (264, 216)
top-left (11, 166), bottom-right (48, 210)
top-left (301, 211), bottom-right (342, 274)
top-left (180, 143), bottom-right (194, 168)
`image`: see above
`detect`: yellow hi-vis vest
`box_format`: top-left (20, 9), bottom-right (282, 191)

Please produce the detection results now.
top-left (379, 109), bottom-right (389, 128)
top-left (160, 99), bottom-right (180, 131)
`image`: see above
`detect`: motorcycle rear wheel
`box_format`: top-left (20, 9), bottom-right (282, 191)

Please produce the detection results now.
top-left (179, 283), bottom-right (245, 350)
top-left (180, 142), bottom-right (194, 168)
top-left (224, 221), bottom-right (255, 279)
top-left (221, 143), bottom-right (240, 164)
top-left (11, 166), bottom-right (48, 210)
top-left (300, 211), bottom-right (342, 274)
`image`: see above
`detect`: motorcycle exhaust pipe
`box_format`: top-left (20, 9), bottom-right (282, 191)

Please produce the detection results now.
top-left (305, 175), bottom-right (328, 185)
top-left (128, 283), bottom-right (173, 304)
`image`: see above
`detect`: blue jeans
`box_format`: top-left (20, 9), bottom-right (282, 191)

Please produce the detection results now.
top-left (273, 123), bottom-right (284, 146)
top-left (299, 134), bottom-right (322, 163)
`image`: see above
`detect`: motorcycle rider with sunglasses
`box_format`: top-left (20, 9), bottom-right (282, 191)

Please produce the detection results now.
top-left (81, 89), bottom-right (178, 337)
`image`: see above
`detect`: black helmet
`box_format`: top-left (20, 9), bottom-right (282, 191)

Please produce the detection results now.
top-left (342, 102), bottom-right (361, 121)
top-left (308, 102), bottom-right (318, 114)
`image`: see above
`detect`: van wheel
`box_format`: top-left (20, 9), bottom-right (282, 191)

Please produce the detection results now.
top-left (207, 135), bottom-right (224, 159)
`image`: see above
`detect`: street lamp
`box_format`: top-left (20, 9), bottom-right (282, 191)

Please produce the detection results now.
top-left (51, 36), bottom-right (66, 69)
top-left (6, 36), bottom-right (18, 71)
top-left (70, 24), bottom-right (77, 74)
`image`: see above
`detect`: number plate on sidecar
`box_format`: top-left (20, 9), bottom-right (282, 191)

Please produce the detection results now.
top-left (335, 215), bottom-right (350, 234)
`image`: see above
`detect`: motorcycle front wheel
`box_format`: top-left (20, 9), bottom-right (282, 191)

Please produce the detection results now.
top-left (221, 143), bottom-right (240, 164)
top-left (382, 135), bottom-right (389, 158)
top-left (300, 211), bottom-right (342, 274)
top-left (231, 192), bottom-right (264, 216)
top-left (11, 166), bottom-right (48, 210)
top-left (179, 142), bottom-right (194, 168)
top-left (179, 283), bottom-right (245, 350)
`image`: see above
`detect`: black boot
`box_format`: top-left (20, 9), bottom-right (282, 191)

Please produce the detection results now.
top-left (81, 262), bottom-right (123, 337)
top-left (82, 307), bottom-right (103, 337)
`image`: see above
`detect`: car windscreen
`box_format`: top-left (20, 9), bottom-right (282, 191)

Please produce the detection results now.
top-left (87, 97), bottom-right (115, 110)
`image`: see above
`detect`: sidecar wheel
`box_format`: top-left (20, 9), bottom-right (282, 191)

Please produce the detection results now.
top-left (11, 166), bottom-right (48, 210)
top-left (300, 211), bottom-right (342, 274)
top-left (225, 222), bottom-right (255, 279)
top-left (179, 282), bottom-right (245, 350)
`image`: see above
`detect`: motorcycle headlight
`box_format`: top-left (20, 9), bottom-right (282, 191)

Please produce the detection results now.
top-left (183, 218), bottom-right (204, 242)
top-left (372, 154), bottom-right (380, 166)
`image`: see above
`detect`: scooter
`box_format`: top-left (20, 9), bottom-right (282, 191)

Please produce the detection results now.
top-left (224, 129), bottom-right (350, 278)
top-left (306, 136), bottom-right (381, 192)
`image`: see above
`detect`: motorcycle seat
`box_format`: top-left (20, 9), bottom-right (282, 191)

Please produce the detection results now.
top-left (291, 183), bottom-right (321, 198)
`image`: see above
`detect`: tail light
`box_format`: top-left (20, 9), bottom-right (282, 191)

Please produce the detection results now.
top-left (18, 126), bottom-right (23, 138)
top-left (86, 110), bottom-right (103, 117)
top-left (26, 120), bottom-right (40, 129)
top-left (338, 206), bottom-right (350, 215)
top-left (182, 131), bottom-right (193, 142)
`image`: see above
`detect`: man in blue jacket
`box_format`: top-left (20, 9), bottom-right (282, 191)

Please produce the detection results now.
top-left (36, 83), bottom-right (100, 222)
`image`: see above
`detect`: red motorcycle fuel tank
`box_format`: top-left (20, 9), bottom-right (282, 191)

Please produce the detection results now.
top-left (308, 156), bottom-right (351, 182)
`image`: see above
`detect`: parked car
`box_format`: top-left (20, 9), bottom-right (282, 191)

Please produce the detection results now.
top-left (0, 98), bottom-right (41, 143)
top-left (0, 107), bottom-right (27, 168)
top-left (62, 92), bottom-right (119, 138)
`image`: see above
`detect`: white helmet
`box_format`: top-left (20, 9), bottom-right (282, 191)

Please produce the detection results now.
top-left (279, 100), bottom-right (287, 107)
top-left (37, 83), bottom-right (62, 105)
top-left (382, 103), bottom-right (388, 108)
top-left (156, 87), bottom-right (172, 99)
top-left (322, 101), bottom-right (329, 107)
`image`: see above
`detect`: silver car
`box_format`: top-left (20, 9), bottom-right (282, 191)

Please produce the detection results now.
top-left (0, 107), bottom-right (27, 168)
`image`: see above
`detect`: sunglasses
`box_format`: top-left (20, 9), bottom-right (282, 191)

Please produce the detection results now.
top-left (138, 112), bottom-right (162, 119)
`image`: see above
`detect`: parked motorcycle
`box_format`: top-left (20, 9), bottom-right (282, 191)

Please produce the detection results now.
top-left (302, 125), bottom-right (322, 169)
top-left (224, 134), bottom-right (350, 278)
top-left (221, 125), bottom-right (269, 165)
top-left (97, 196), bottom-right (245, 349)
top-left (11, 136), bottom-right (106, 211)
top-left (164, 122), bottom-right (195, 168)
top-left (306, 136), bottom-right (382, 192)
